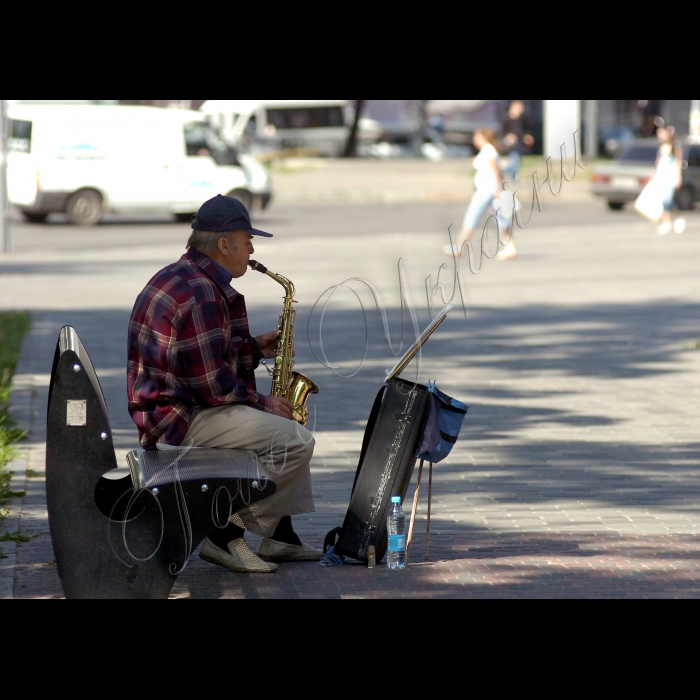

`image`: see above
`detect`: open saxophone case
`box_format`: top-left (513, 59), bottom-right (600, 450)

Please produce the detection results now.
top-left (322, 305), bottom-right (469, 567)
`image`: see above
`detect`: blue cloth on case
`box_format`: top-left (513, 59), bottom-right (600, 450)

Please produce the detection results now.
top-left (416, 382), bottom-right (469, 464)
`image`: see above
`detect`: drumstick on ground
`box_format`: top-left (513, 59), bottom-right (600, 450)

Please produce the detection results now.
top-left (426, 462), bottom-right (434, 560)
top-left (406, 460), bottom-right (424, 561)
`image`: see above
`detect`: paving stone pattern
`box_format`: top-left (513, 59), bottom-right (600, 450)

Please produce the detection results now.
top-left (2, 175), bottom-right (700, 598)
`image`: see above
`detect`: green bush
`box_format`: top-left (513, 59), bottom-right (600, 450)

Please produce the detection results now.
top-left (0, 312), bottom-right (32, 405)
top-left (0, 312), bottom-right (31, 522)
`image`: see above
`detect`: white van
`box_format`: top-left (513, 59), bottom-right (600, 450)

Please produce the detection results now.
top-left (200, 100), bottom-right (349, 156)
top-left (7, 103), bottom-right (273, 225)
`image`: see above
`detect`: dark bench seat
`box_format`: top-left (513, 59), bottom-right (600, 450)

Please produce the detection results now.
top-left (46, 326), bottom-right (275, 599)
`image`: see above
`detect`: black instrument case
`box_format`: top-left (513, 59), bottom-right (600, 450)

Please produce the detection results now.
top-left (329, 377), bottom-right (430, 563)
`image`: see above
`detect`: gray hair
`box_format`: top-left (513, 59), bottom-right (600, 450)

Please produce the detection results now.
top-left (186, 229), bottom-right (238, 255)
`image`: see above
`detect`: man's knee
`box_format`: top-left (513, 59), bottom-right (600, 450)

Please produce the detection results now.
top-left (266, 424), bottom-right (314, 461)
top-left (293, 426), bottom-right (315, 463)
top-left (301, 433), bottom-right (315, 463)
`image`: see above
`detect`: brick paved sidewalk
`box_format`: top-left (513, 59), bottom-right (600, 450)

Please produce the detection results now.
top-left (13, 522), bottom-right (700, 599)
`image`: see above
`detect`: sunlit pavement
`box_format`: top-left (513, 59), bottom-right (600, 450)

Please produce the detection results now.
top-left (2, 172), bottom-right (700, 598)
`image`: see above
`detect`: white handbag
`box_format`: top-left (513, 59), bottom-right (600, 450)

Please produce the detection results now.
top-left (634, 179), bottom-right (664, 222)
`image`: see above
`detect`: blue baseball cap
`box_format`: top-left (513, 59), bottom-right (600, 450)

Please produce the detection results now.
top-left (191, 195), bottom-right (273, 238)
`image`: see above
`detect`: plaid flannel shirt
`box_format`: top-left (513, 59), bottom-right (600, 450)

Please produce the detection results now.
top-left (127, 248), bottom-right (272, 450)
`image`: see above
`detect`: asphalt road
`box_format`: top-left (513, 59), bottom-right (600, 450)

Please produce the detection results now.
top-left (7, 196), bottom-right (675, 253)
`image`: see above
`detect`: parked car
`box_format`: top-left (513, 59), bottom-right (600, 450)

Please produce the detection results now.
top-left (7, 103), bottom-right (273, 225)
top-left (201, 100), bottom-right (349, 156)
top-left (359, 100), bottom-right (422, 144)
top-left (591, 140), bottom-right (700, 211)
top-left (427, 100), bottom-right (501, 146)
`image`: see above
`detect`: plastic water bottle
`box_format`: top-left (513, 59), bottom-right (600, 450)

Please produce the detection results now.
top-left (387, 496), bottom-right (407, 569)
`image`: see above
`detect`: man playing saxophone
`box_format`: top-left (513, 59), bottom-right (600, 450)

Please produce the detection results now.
top-left (127, 195), bottom-right (321, 574)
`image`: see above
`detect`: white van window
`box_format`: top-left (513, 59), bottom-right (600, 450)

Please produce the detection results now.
top-left (9, 119), bottom-right (32, 153)
top-left (266, 107), bottom-right (344, 130)
top-left (245, 114), bottom-right (257, 135)
top-left (184, 121), bottom-right (240, 166)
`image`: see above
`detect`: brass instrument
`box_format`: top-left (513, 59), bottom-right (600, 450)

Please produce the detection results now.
top-left (249, 260), bottom-right (319, 427)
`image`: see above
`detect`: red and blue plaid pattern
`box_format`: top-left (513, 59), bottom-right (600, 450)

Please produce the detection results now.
top-left (128, 248), bottom-right (272, 450)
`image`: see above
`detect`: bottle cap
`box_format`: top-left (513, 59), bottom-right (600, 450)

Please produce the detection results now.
top-left (391, 497), bottom-right (401, 504)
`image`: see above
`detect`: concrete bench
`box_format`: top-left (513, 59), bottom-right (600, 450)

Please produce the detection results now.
top-left (46, 326), bottom-right (275, 599)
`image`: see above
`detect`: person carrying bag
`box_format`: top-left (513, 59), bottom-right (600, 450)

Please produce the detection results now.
top-left (634, 125), bottom-right (686, 235)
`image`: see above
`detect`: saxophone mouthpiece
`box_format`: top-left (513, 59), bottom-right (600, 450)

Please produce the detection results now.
top-left (249, 259), bottom-right (268, 275)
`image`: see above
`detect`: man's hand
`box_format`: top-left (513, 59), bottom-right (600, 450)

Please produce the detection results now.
top-left (255, 330), bottom-right (294, 359)
top-left (255, 331), bottom-right (280, 359)
top-left (269, 396), bottom-right (294, 421)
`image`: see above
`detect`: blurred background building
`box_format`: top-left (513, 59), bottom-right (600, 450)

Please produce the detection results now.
top-left (113, 99), bottom-right (696, 146)
top-left (5, 99), bottom-right (699, 159)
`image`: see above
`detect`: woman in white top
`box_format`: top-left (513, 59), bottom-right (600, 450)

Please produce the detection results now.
top-left (445, 128), bottom-right (515, 261)
top-left (652, 126), bottom-right (685, 235)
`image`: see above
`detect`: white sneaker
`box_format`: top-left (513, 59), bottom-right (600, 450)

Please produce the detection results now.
top-left (496, 241), bottom-right (518, 262)
top-left (658, 222), bottom-right (672, 236)
top-left (674, 217), bottom-right (686, 234)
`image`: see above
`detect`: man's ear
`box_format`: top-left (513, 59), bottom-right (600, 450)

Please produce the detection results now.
top-left (217, 236), bottom-right (228, 255)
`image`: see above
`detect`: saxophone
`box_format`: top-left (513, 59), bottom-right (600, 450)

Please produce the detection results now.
top-left (249, 260), bottom-right (319, 427)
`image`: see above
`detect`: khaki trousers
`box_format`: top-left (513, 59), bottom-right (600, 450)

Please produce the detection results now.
top-left (184, 405), bottom-right (315, 538)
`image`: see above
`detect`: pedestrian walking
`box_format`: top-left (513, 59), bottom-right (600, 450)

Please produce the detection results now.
top-left (428, 113), bottom-right (446, 141)
top-left (501, 100), bottom-right (535, 179)
top-left (635, 126), bottom-right (685, 235)
top-left (445, 128), bottom-right (516, 261)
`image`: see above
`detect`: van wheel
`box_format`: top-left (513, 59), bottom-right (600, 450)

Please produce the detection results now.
top-left (66, 190), bottom-right (103, 226)
top-left (607, 201), bottom-right (625, 211)
top-left (226, 189), bottom-right (253, 211)
top-left (21, 210), bottom-right (49, 223)
top-left (175, 213), bottom-right (195, 223)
